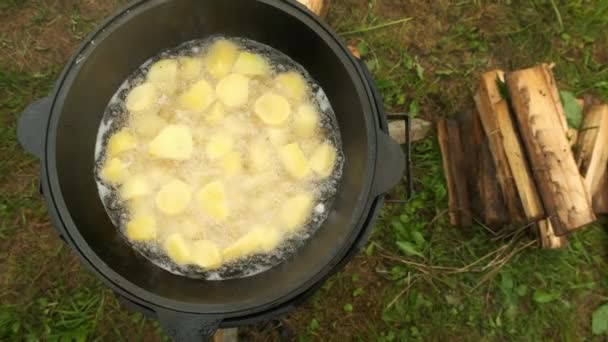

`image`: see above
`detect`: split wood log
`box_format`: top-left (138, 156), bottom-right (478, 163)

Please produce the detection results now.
top-left (437, 118), bottom-right (472, 226)
top-left (474, 70), bottom-right (527, 223)
top-left (575, 104), bottom-right (608, 197)
top-left (506, 64), bottom-right (596, 235)
top-left (388, 118), bottom-right (431, 144)
top-left (592, 171), bottom-right (608, 214)
top-left (537, 219), bottom-right (569, 249)
top-left (297, 0), bottom-right (331, 18)
top-left (478, 137), bottom-right (510, 226)
top-left (458, 110), bottom-right (484, 217)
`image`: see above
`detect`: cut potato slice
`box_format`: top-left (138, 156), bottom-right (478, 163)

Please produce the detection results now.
top-left (293, 104), bottom-right (319, 138)
top-left (107, 130), bottom-right (136, 157)
top-left (247, 140), bottom-right (271, 173)
top-left (156, 179), bottom-right (192, 215)
top-left (147, 59), bottom-right (178, 84)
top-left (310, 141), bottom-right (337, 178)
top-left (192, 240), bottom-right (222, 269)
top-left (254, 92), bottom-right (290, 126)
top-left (126, 215), bottom-right (157, 241)
top-left (148, 125), bottom-right (193, 160)
top-left (196, 181), bottom-right (229, 220)
top-left (281, 192), bottom-right (314, 231)
top-left (267, 128), bottom-right (290, 147)
top-left (206, 133), bottom-right (234, 160)
top-left (203, 39), bottom-right (239, 79)
top-left (121, 176), bottom-right (150, 200)
top-left (164, 233), bottom-right (191, 264)
top-left (131, 111), bottom-right (166, 138)
top-left (223, 151), bottom-right (242, 175)
top-left (101, 158), bottom-right (127, 183)
top-left (126, 83), bottom-right (158, 112)
top-left (222, 230), bottom-right (261, 261)
top-left (204, 102), bottom-right (225, 125)
top-left (275, 72), bottom-right (308, 100)
top-left (178, 57), bottom-right (203, 80)
top-left (232, 52), bottom-right (269, 76)
top-left (216, 74), bottom-right (249, 107)
top-left (177, 79), bottom-right (214, 112)
top-left (179, 220), bottom-right (201, 239)
top-left (253, 225), bottom-right (282, 252)
top-left (279, 143), bottom-right (310, 179)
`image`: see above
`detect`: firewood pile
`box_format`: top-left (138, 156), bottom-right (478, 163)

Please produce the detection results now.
top-left (438, 64), bottom-right (608, 249)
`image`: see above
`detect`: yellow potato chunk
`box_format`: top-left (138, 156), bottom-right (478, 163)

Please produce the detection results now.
top-left (281, 192), bottom-right (314, 231)
top-left (203, 39), bottom-right (239, 79)
top-left (254, 92), bottom-right (290, 126)
top-left (293, 104), bottom-right (319, 138)
top-left (232, 52), bottom-right (269, 76)
top-left (275, 72), bottom-right (308, 100)
top-left (254, 225), bottom-right (282, 252)
top-left (247, 140), bottom-right (271, 172)
top-left (192, 240), bottom-right (222, 269)
top-left (148, 125), bottom-right (193, 160)
top-left (126, 215), bottom-right (157, 241)
top-left (216, 74), bottom-right (249, 107)
top-left (121, 176), bottom-right (150, 200)
top-left (204, 102), bottom-right (225, 125)
top-left (147, 59), bottom-right (178, 84)
top-left (310, 141), bottom-right (337, 178)
top-left (178, 57), bottom-right (203, 80)
top-left (279, 143), bottom-right (311, 179)
top-left (101, 158), bottom-right (127, 183)
top-left (179, 220), bottom-right (202, 239)
top-left (206, 133), bottom-right (233, 160)
top-left (164, 233), bottom-right (191, 264)
top-left (107, 130), bottom-right (136, 157)
top-left (222, 230), bottom-right (262, 261)
top-left (222, 151), bottom-right (242, 175)
top-left (156, 179), bottom-right (192, 215)
top-left (196, 181), bottom-right (229, 220)
top-left (177, 79), bottom-right (215, 112)
top-left (126, 83), bottom-right (158, 112)
top-left (131, 111), bottom-right (166, 138)
top-left (267, 128), bottom-right (290, 146)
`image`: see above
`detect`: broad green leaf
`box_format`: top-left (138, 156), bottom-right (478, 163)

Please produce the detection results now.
top-left (592, 304), bottom-right (608, 335)
top-left (560, 90), bottom-right (583, 129)
top-left (343, 303), bottom-right (353, 313)
top-left (309, 318), bottom-right (320, 331)
top-left (533, 289), bottom-right (560, 304)
top-left (396, 241), bottom-right (424, 258)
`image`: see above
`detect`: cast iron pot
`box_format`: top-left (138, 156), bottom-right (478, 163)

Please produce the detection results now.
top-left (17, 0), bottom-right (405, 340)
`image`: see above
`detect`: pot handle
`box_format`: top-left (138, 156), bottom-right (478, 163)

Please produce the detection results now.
top-left (356, 60), bottom-right (406, 195)
top-left (17, 97), bottom-right (52, 160)
top-left (156, 308), bottom-right (222, 342)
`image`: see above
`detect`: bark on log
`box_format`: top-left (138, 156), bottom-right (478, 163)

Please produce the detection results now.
top-left (506, 64), bottom-right (596, 235)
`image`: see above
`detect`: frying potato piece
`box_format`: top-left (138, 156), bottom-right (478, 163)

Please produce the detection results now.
top-left (247, 140), bottom-right (271, 173)
top-left (126, 215), bottom-right (157, 241)
top-left (107, 130), bottom-right (136, 157)
top-left (196, 180), bottom-right (229, 220)
top-left (164, 233), bottom-right (191, 264)
top-left (121, 176), bottom-right (150, 200)
top-left (177, 79), bottom-right (215, 112)
top-left (222, 230), bottom-right (261, 261)
top-left (179, 220), bottom-right (201, 239)
top-left (131, 111), bottom-right (166, 138)
top-left (203, 39), bottom-right (239, 79)
top-left (281, 192), bottom-right (314, 231)
top-left (232, 52), bottom-right (269, 76)
top-left (126, 83), bottom-right (158, 112)
top-left (254, 92), bottom-right (290, 126)
top-left (101, 158), bottom-right (127, 183)
top-left (267, 128), bottom-right (290, 146)
top-left (178, 57), bottom-right (203, 80)
top-left (275, 72), bottom-right (308, 100)
top-left (148, 125), bottom-right (193, 160)
top-left (156, 179), bottom-right (192, 215)
top-left (216, 74), bottom-right (249, 107)
top-left (223, 151), bottom-right (242, 175)
top-left (206, 133), bottom-right (234, 160)
top-left (254, 225), bottom-right (281, 252)
top-left (310, 141), bottom-right (337, 178)
top-left (279, 143), bottom-right (311, 179)
top-left (293, 104), bottom-right (319, 138)
top-left (192, 240), bottom-right (222, 269)
top-left (147, 59), bottom-right (178, 84)
top-left (204, 102), bottom-right (225, 125)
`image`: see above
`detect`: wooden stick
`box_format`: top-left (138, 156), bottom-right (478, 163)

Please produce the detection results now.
top-left (537, 219), bottom-right (568, 249)
top-left (506, 64), bottom-right (596, 235)
top-left (575, 105), bottom-right (608, 196)
top-left (437, 118), bottom-right (472, 226)
top-left (474, 70), bottom-right (526, 223)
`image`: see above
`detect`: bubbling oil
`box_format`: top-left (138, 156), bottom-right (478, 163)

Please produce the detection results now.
top-left (94, 37), bottom-right (344, 280)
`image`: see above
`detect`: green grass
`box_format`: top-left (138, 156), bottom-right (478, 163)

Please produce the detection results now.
top-left (1, 0), bottom-right (608, 341)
